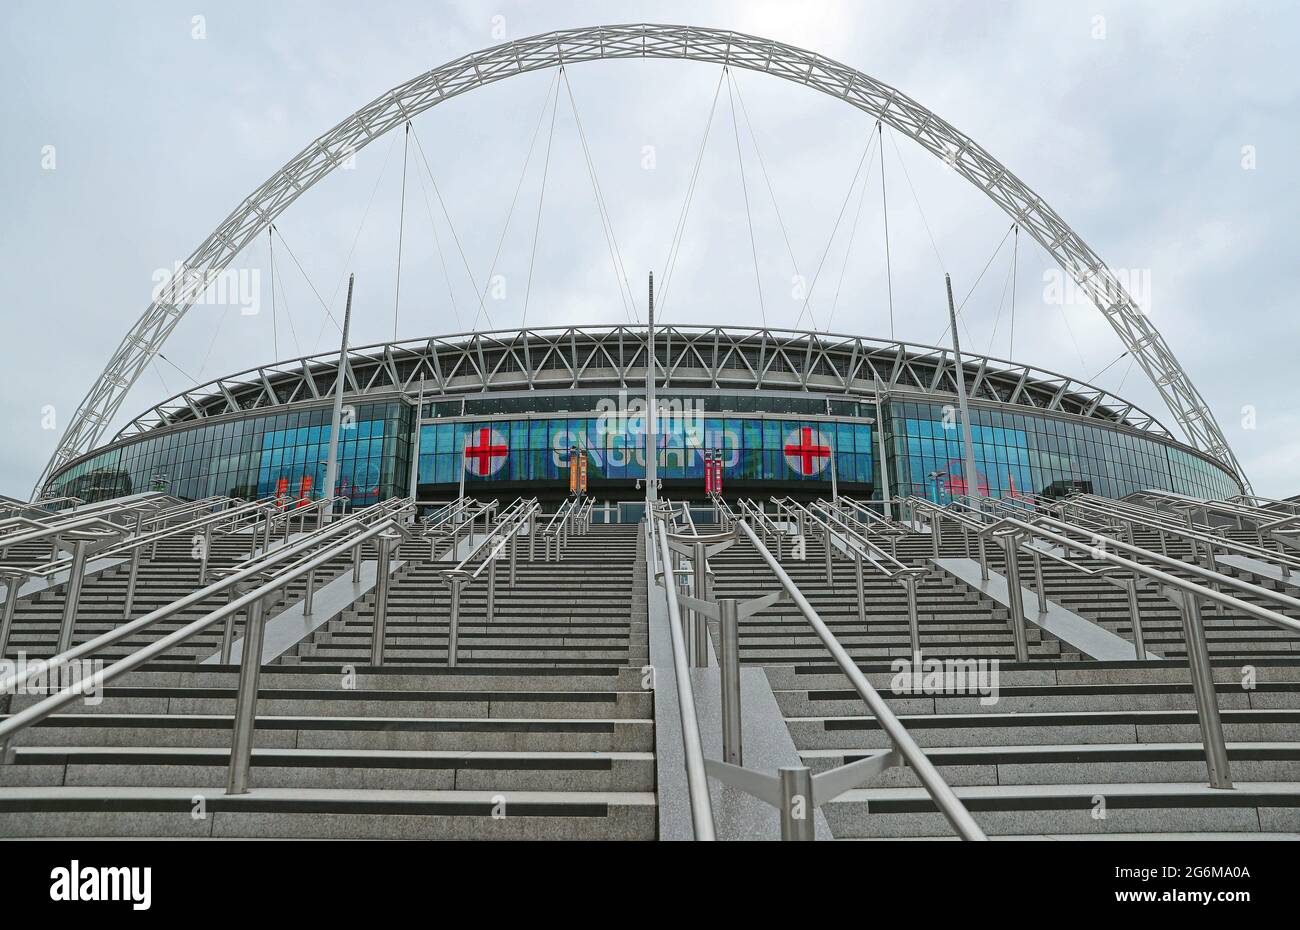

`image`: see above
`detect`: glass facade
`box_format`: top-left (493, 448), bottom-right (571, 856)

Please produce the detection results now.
top-left (883, 400), bottom-right (1239, 503)
top-left (45, 392), bottom-right (1241, 505)
top-left (48, 401), bottom-right (413, 507)
top-left (418, 414), bottom-right (874, 488)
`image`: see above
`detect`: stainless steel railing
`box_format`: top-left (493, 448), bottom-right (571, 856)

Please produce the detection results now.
top-left (907, 495), bottom-right (1300, 788)
top-left (0, 513), bottom-right (407, 793)
top-left (650, 507), bottom-right (986, 840)
top-left (647, 516), bottom-right (717, 840)
top-left (438, 499), bottom-right (539, 667)
top-left (776, 497), bottom-right (930, 652)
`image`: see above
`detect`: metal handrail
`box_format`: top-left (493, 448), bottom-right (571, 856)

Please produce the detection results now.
top-left (438, 499), bottom-right (539, 667)
top-left (1137, 488), bottom-right (1300, 532)
top-left (543, 497), bottom-right (577, 535)
top-left (836, 495), bottom-right (911, 532)
top-left (140, 495), bottom-right (232, 528)
top-left (0, 503), bottom-right (402, 702)
top-left (1028, 514), bottom-right (1300, 629)
top-left (806, 501), bottom-right (917, 577)
top-left (731, 518), bottom-right (987, 840)
top-left (1063, 493), bottom-right (1300, 573)
top-left (445, 499), bottom-right (538, 575)
top-left (0, 515), bottom-right (405, 792)
top-left (907, 494), bottom-right (1300, 788)
top-left (648, 517), bottom-right (716, 840)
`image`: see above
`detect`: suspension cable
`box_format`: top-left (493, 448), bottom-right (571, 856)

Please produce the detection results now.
top-left (268, 227), bottom-right (279, 361)
top-left (825, 122), bottom-right (881, 334)
top-left (155, 351), bottom-right (197, 384)
top-left (562, 69), bottom-right (639, 323)
top-left (469, 69), bottom-right (563, 332)
top-left (520, 66), bottom-right (562, 331)
top-left (272, 226), bottom-right (342, 341)
top-left (725, 68), bottom-right (767, 328)
top-left (934, 222), bottom-right (1015, 344)
top-left (984, 234), bottom-right (1017, 357)
top-left (658, 68), bottom-right (727, 319)
top-left (393, 121), bottom-right (411, 342)
top-left (879, 120), bottom-right (896, 340)
top-left (408, 123), bottom-right (495, 331)
top-left (792, 127), bottom-right (878, 332)
top-left (730, 73), bottom-right (804, 323)
top-left (409, 142), bottom-right (463, 331)
top-left (311, 127), bottom-right (403, 351)
top-left (1091, 348), bottom-right (1131, 382)
top-left (884, 125), bottom-right (946, 272)
top-left (1009, 224), bottom-right (1018, 357)
top-left (270, 227), bottom-right (302, 358)
top-left (194, 303), bottom-right (231, 382)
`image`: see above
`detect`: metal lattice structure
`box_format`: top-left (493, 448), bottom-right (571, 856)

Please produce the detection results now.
top-left (108, 325), bottom-right (1173, 441)
top-left (34, 22), bottom-right (1249, 496)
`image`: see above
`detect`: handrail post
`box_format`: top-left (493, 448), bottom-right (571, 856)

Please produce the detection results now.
top-left (1178, 591), bottom-right (1232, 788)
top-left (446, 575), bottom-right (464, 668)
top-left (219, 585), bottom-right (243, 664)
top-left (352, 538), bottom-right (364, 582)
top-left (1000, 534), bottom-right (1030, 662)
top-left (56, 539), bottom-right (89, 655)
top-left (369, 532), bottom-right (396, 666)
top-left (855, 551), bottom-right (866, 625)
top-left (719, 597), bottom-right (743, 766)
top-left (1124, 574), bottom-right (1146, 658)
top-left (1031, 549), bottom-right (1047, 616)
top-left (691, 540), bottom-right (708, 667)
top-left (779, 766), bottom-right (815, 841)
top-left (509, 528), bottom-right (518, 587)
top-left (123, 539), bottom-right (142, 620)
top-left (199, 522), bottom-right (214, 585)
top-left (976, 530), bottom-right (988, 581)
top-left (303, 566), bottom-right (317, 616)
top-left (0, 577), bottom-right (18, 658)
top-left (528, 509), bottom-right (536, 561)
top-left (902, 573), bottom-right (921, 655)
top-left (225, 595), bottom-right (266, 795)
top-left (486, 548), bottom-right (497, 624)
top-left (823, 522), bottom-right (834, 583)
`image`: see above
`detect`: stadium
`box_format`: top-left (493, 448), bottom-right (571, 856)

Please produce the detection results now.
top-left (3, 22), bottom-right (1298, 851)
top-left (43, 324), bottom-right (1241, 513)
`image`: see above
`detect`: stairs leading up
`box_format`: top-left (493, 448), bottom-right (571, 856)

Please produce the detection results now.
top-left (0, 520), bottom-right (654, 839)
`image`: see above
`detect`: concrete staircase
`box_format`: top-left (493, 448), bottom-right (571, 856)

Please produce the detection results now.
top-left (704, 520), bottom-right (1300, 839)
top-left (707, 527), bottom-right (1074, 663)
top-left (1, 528), bottom-right (365, 664)
top-left (773, 659), bottom-right (1300, 838)
top-left (0, 520), bottom-right (655, 839)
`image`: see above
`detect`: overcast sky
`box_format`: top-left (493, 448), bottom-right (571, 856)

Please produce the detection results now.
top-left (1, 0), bottom-right (1296, 496)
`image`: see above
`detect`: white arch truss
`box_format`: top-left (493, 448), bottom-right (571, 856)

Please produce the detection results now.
top-left (34, 22), bottom-right (1249, 495)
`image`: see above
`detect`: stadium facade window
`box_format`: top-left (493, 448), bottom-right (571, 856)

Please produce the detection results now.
top-left (417, 415), bottom-right (873, 487)
top-left (883, 400), bottom-right (1239, 503)
top-left (46, 393), bottom-right (1240, 505)
top-left (48, 401), bottom-right (412, 506)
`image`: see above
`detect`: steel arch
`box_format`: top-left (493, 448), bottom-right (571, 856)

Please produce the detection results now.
top-left (34, 22), bottom-right (1249, 495)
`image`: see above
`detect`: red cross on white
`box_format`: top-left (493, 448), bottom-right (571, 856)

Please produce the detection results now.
top-left (464, 427), bottom-right (509, 477)
top-left (783, 427), bottom-right (832, 476)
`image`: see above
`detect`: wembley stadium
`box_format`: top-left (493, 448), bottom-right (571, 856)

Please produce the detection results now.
top-left (43, 323), bottom-right (1240, 512)
top-left (4, 18), bottom-right (1298, 858)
